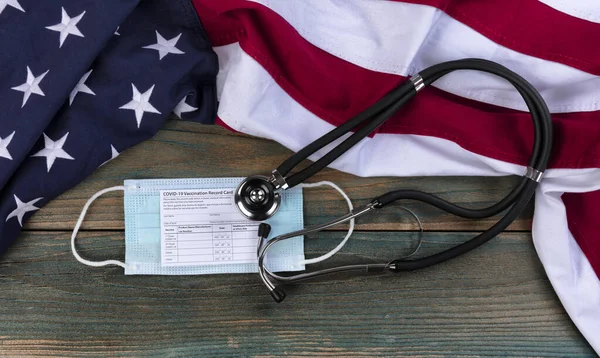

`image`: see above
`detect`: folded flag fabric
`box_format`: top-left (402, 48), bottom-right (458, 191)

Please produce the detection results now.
top-left (191, 0), bottom-right (600, 352)
top-left (0, 0), bottom-right (217, 251)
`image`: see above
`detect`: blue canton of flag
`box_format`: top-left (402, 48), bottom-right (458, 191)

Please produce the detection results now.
top-left (0, 0), bottom-right (218, 253)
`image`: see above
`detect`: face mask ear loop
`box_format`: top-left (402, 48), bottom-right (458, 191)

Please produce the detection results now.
top-left (297, 181), bottom-right (355, 265)
top-left (71, 186), bottom-right (128, 269)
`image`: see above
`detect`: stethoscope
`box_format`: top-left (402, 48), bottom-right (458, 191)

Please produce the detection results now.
top-left (233, 59), bottom-right (553, 302)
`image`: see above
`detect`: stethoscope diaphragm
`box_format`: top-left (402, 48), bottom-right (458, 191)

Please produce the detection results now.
top-left (234, 175), bottom-right (281, 221)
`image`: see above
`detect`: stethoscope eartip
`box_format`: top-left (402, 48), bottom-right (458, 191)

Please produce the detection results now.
top-left (258, 223), bottom-right (271, 238)
top-left (269, 286), bottom-right (286, 303)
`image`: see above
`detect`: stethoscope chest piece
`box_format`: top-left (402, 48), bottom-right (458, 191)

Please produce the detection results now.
top-left (234, 175), bottom-right (281, 221)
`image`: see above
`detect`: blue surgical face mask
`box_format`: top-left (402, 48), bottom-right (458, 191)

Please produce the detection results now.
top-left (71, 177), bottom-right (306, 275)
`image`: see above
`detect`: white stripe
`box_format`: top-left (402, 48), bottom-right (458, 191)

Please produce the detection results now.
top-left (215, 43), bottom-right (598, 182)
top-left (540, 0), bottom-right (600, 23)
top-left (215, 44), bottom-right (522, 178)
top-left (534, 178), bottom-right (600, 355)
top-left (249, 0), bottom-right (600, 113)
top-left (216, 43), bottom-right (600, 353)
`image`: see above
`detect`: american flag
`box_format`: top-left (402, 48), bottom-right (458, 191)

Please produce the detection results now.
top-left (1, 0), bottom-right (599, 353)
top-left (0, 0), bottom-right (217, 249)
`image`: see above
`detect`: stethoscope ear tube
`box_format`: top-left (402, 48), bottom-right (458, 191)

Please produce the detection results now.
top-left (419, 59), bottom-right (553, 172)
top-left (276, 81), bottom-right (417, 189)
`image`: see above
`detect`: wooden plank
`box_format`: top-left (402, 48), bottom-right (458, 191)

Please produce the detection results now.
top-left (24, 121), bottom-right (533, 232)
top-left (0, 230), bottom-right (592, 356)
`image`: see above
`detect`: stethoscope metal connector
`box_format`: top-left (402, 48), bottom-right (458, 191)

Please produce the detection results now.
top-left (269, 169), bottom-right (289, 191)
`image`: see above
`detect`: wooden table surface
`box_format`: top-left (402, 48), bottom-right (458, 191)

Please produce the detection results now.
top-left (1, 121), bottom-right (595, 357)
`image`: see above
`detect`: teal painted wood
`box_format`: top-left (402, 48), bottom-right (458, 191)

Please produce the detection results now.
top-left (25, 121), bottom-right (533, 232)
top-left (0, 231), bottom-right (593, 356)
top-left (8, 121), bottom-right (590, 356)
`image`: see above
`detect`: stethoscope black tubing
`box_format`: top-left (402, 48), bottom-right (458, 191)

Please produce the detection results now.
top-left (277, 60), bottom-right (551, 191)
top-left (420, 59), bottom-right (553, 171)
top-left (377, 59), bottom-right (552, 271)
top-left (373, 184), bottom-right (529, 219)
top-left (264, 181), bottom-right (536, 283)
top-left (384, 180), bottom-right (537, 272)
top-left (276, 80), bottom-right (417, 187)
top-left (275, 81), bottom-right (414, 178)
top-left (265, 58), bottom-right (552, 282)
top-left (275, 59), bottom-right (552, 221)
top-left (284, 84), bottom-right (417, 188)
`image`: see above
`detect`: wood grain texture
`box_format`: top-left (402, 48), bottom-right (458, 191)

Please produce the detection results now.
top-left (10, 121), bottom-right (593, 356)
top-left (0, 230), bottom-right (593, 357)
top-left (24, 121), bottom-right (533, 232)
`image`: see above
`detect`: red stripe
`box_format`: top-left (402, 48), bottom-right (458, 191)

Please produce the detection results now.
top-left (563, 191), bottom-right (600, 279)
top-left (397, 0), bottom-right (600, 76)
top-left (192, 1), bottom-right (245, 47)
top-left (194, 0), bottom-right (600, 76)
top-left (194, 0), bottom-right (600, 169)
top-left (215, 117), bottom-right (239, 133)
